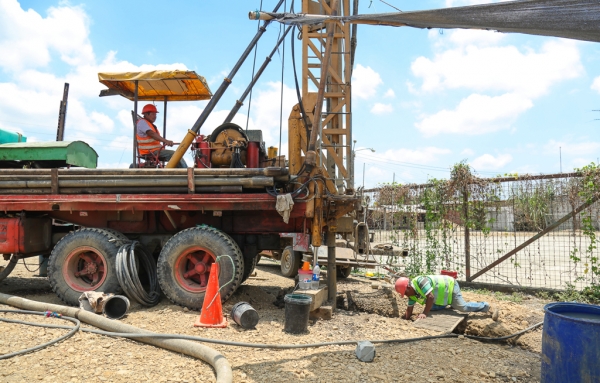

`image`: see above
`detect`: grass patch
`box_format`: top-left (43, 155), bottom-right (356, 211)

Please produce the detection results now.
top-left (536, 284), bottom-right (600, 304)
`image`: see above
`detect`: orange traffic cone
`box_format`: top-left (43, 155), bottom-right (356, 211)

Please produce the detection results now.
top-left (194, 261), bottom-right (227, 328)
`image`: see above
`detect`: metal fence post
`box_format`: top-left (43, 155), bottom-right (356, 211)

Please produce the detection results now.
top-left (463, 187), bottom-right (471, 281)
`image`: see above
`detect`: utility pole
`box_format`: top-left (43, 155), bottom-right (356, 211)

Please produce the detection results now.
top-left (56, 83), bottom-right (69, 141)
top-left (362, 163), bottom-right (365, 188)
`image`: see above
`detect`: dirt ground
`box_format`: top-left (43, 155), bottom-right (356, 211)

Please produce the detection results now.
top-left (0, 258), bottom-right (545, 383)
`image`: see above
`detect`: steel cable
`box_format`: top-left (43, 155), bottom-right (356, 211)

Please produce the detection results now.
top-left (116, 241), bottom-right (161, 306)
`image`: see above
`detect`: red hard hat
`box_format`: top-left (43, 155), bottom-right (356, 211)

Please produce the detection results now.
top-left (395, 277), bottom-right (409, 297)
top-left (142, 104), bottom-right (159, 114)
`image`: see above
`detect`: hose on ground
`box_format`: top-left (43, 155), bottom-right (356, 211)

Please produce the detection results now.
top-left (0, 305), bottom-right (543, 350)
top-left (0, 309), bottom-right (80, 360)
top-left (116, 241), bottom-right (161, 306)
top-left (0, 293), bottom-right (232, 383)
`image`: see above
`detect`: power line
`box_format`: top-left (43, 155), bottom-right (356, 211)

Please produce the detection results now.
top-left (355, 152), bottom-right (500, 176)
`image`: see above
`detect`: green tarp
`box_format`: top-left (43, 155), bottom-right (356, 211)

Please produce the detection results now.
top-left (0, 141), bottom-right (98, 168)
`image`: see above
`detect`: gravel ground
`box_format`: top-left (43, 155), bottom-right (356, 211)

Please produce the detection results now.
top-left (0, 258), bottom-right (544, 382)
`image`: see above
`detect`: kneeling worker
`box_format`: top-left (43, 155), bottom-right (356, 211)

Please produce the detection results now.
top-left (395, 275), bottom-right (499, 321)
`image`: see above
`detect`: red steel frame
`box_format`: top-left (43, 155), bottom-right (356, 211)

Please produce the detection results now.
top-left (0, 193), bottom-right (308, 235)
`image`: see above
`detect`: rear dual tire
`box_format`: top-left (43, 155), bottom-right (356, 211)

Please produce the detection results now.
top-left (157, 226), bottom-right (244, 310)
top-left (49, 228), bottom-right (124, 306)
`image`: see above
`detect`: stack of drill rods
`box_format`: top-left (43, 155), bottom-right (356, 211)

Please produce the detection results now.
top-left (0, 168), bottom-right (288, 176)
top-left (0, 168), bottom-right (288, 194)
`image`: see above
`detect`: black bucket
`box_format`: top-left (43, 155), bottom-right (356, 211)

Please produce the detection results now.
top-left (284, 294), bottom-right (312, 334)
top-left (231, 302), bottom-right (259, 329)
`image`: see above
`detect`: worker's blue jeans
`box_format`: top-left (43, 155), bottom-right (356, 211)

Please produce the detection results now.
top-left (430, 282), bottom-right (490, 313)
top-left (156, 149), bottom-right (187, 168)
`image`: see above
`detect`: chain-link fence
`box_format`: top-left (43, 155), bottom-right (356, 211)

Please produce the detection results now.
top-left (363, 168), bottom-right (600, 290)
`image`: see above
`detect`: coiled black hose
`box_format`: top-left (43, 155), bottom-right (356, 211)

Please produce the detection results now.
top-left (116, 241), bottom-right (160, 306)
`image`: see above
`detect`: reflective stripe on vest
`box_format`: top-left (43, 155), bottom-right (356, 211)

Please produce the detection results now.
top-left (410, 275), bottom-right (455, 306)
top-left (136, 119), bottom-right (162, 155)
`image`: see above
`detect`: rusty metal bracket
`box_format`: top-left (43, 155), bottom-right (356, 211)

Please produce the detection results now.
top-left (51, 169), bottom-right (59, 194)
top-left (187, 167), bottom-right (195, 194)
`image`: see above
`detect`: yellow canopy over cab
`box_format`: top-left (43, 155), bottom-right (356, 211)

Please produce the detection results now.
top-left (98, 70), bottom-right (212, 101)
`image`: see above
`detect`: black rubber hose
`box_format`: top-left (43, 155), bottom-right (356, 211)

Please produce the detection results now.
top-left (0, 309), bottom-right (80, 359)
top-left (0, 310), bottom-right (543, 349)
top-left (116, 241), bottom-right (160, 306)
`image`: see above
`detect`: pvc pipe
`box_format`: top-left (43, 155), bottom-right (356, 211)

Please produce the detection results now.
top-left (0, 293), bottom-right (232, 383)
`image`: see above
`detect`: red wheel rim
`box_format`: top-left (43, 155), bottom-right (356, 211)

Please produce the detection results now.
top-left (63, 246), bottom-right (108, 292)
top-left (174, 246), bottom-right (216, 293)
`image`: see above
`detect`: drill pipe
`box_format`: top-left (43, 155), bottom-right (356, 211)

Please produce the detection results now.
top-left (0, 177), bottom-right (273, 189)
top-left (0, 167), bottom-right (288, 177)
top-left (0, 186), bottom-right (244, 194)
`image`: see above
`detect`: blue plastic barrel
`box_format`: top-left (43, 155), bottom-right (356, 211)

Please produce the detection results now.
top-left (542, 302), bottom-right (600, 383)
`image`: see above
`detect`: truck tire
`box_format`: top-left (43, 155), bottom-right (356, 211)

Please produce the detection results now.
top-left (98, 228), bottom-right (130, 243)
top-left (48, 228), bottom-right (123, 306)
top-left (241, 255), bottom-right (258, 283)
top-left (0, 254), bottom-right (18, 283)
top-left (157, 226), bottom-right (243, 310)
top-left (280, 246), bottom-right (301, 278)
top-left (337, 266), bottom-right (352, 279)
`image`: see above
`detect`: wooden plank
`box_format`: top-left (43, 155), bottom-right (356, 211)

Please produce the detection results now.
top-left (411, 310), bottom-right (467, 333)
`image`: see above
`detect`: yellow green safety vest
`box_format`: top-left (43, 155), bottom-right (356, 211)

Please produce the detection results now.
top-left (410, 275), bottom-right (455, 306)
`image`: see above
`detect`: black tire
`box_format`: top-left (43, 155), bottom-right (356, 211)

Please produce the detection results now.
top-left (0, 254), bottom-right (18, 283)
top-left (337, 266), bottom-right (352, 279)
top-left (48, 228), bottom-right (123, 306)
top-left (241, 255), bottom-right (258, 283)
top-left (280, 246), bottom-right (301, 278)
top-left (99, 228), bottom-right (130, 243)
top-left (157, 226), bottom-right (244, 310)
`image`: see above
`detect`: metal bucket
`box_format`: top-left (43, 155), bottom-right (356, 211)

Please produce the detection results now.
top-left (102, 295), bottom-right (130, 320)
top-left (542, 302), bottom-right (600, 383)
top-left (231, 302), bottom-right (259, 329)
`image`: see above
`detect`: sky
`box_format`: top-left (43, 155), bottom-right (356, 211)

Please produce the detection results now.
top-left (0, 0), bottom-right (599, 188)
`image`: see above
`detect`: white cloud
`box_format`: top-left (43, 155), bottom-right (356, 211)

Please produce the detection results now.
top-left (592, 76), bottom-right (600, 93)
top-left (383, 89), bottom-right (395, 98)
top-left (377, 147), bottom-right (451, 164)
top-left (0, 1), bottom-right (194, 154)
top-left (411, 40), bottom-right (582, 98)
top-left (0, 1), bottom-right (94, 71)
top-left (371, 103), bottom-right (393, 114)
top-left (544, 140), bottom-right (600, 156)
top-left (461, 148), bottom-right (475, 156)
top-left (248, 81), bottom-right (297, 145)
top-left (470, 153), bottom-right (512, 170)
top-left (447, 29), bottom-right (505, 47)
top-left (416, 93), bottom-right (533, 136)
top-left (352, 64), bottom-right (382, 100)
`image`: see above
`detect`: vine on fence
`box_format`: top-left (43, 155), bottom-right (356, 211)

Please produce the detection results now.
top-left (373, 162), bottom-right (497, 277)
top-left (369, 162), bottom-right (600, 296)
top-left (571, 163), bottom-right (600, 299)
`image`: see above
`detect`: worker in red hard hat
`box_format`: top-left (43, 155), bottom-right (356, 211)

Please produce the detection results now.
top-left (395, 275), bottom-right (499, 321)
top-left (136, 104), bottom-right (187, 167)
